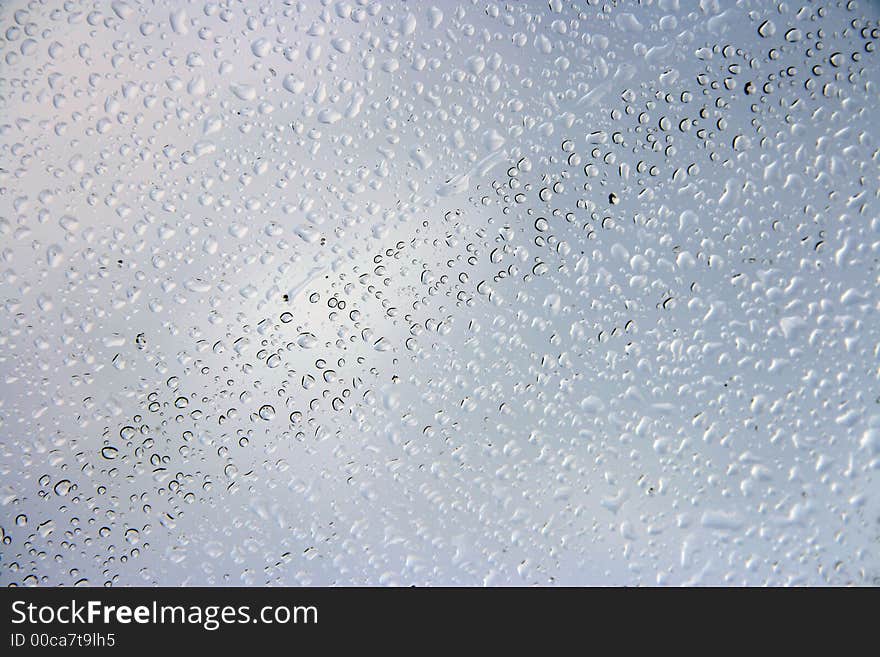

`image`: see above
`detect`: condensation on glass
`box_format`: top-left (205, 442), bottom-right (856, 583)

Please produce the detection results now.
top-left (0, 1), bottom-right (879, 586)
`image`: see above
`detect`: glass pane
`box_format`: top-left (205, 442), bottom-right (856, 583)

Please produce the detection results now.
top-left (1, 0), bottom-right (878, 586)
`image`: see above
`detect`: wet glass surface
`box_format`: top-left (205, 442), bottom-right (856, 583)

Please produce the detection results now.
top-left (1, 0), bottom-right (879, 586)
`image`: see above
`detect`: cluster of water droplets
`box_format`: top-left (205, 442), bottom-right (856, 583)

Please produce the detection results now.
top-left (1, 0), bottom-right (879, 585)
